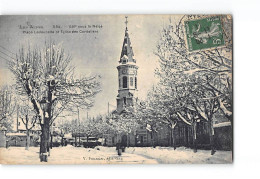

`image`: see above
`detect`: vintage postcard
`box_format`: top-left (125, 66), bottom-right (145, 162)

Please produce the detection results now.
top-left (0, 15), bottom-right (232, 164)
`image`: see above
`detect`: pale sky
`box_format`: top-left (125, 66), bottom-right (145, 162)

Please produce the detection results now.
top-left (0, 15), bottom-right (182, 119)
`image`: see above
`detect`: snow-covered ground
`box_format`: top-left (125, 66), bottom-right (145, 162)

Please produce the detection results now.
top-left (123, 146), bottom-right (232, 164)
top-left (0, 145), bottom-right (232, 164)
top-left (0, 145), bottom-right (157, 164)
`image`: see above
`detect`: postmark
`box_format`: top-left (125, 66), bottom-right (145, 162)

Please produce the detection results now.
top-left (184, 16), bottom-right (225, 51)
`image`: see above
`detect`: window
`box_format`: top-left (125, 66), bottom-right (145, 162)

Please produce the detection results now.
top-left (135, 77), bottom-right (137, 89)
top-left (130, 77), bottom-right (133, 86)
top-left (119, 78), bottom-right (121, 88)
top-left (123, 76), bottom-right (127, 88)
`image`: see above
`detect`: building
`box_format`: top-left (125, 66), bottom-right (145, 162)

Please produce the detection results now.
top-left (5, 117), bottom-right (41, 147)
top-left (16, 117), bottom-right (41, 135)
top-left (116, 18), bottom-right (138, 114)
top-left (173, 112), bottom-right (232, 151)
top-left (105, 17), bottom-right (153, 147)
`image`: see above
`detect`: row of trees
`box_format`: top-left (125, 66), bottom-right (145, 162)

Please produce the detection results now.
top-left (57, 108), bottom-right (141, 148)
top-left (139, 15), bottom-right (232, 154)
top-left (59, 115), bottom-right (104, 144)
top-left (0, 86), bottom-right (15, 131)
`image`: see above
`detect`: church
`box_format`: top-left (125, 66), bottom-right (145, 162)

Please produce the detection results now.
top-left (104, 17), bottom-right (156, 147)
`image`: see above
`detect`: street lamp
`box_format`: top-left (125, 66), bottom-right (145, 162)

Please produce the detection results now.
top-left (40, 97), bottom-right (48, 124)
top-left (40, 97), bottom-right (48, 109)
top-left (60, 128), bottom-right (64, 146)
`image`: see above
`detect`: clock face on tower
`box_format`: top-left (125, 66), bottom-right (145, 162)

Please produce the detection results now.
top-left (122, 69), bottom-right (127, 74)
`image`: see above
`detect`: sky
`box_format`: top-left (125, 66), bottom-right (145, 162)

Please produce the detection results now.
top-left (0, 15), bottom-right (182, 119)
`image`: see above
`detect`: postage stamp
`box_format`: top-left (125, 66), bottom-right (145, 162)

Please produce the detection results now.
top-left (184, 16), bottom-right (225, 51)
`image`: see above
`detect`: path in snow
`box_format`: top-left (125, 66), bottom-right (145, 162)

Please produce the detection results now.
top-left (0, 146), bottom-right (158, 164)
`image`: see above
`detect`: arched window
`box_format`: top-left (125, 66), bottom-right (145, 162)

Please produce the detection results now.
top-left (123, 76), bottom-right (127, 88)
top-left (130, 77), bottom-right (133, 86)
top-left (135, 77), bottom-right (137, 89)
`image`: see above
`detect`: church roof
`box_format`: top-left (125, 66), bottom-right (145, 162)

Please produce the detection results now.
top-left (120, 27), bottom-right (136, 63)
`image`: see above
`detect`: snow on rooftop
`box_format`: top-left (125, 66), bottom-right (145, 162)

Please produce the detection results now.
top-left (6, 133), bottom-right (27, 137)
top-left (213, 121), bottom-right (231, 128)
top-left (0, 126), bottom-right (7, 131)
top-left (121, 55), bottom-right (128, 59)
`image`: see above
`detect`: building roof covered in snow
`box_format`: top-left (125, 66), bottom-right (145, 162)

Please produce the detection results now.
top-left (16, 118), bottom-right (41, 131)
top-left (6, 132), bottom-right (27, 137)
top-left (0, 126), bottom-right (7, 131)
top-left (213, 121), bottom-right (231, 128)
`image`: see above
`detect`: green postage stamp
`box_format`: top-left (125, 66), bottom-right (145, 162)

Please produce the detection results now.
top-left (185, 16), bottom-right (225, 51)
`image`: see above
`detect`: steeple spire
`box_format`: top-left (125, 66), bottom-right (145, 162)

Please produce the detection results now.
top-left (120, 16), bottom-right (136, 64)
top-left (125, 16), bottom-right (128, 30)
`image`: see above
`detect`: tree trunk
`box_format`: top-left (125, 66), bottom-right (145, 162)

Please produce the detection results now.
top-left (185, 126), bottom-right (189, 146)
top-left (156, 132), bottom-right (159, 147)
top-left (192, 121), bottom-right (197, 153)
top-left (47, 137), bottom-right (50, 156)
top-left (79, 134), bottom-right (81, 146)
top-left (172, 128), bottom-right (176, 150)
top-left (170, 127), bottom-right (176, 150)
top-left (50, 133), bottom-right (53, 149)
top-left (77, 107), bottom-right (80, 147)
top-left (151, 131), bottom-right (155, 148)
top-left (127, 133), bottom-right (129, 148)
top-left (61, 137), bottom-right (63, 146)
top-left (208, 120), bottom-right (215, 155)
top-left (169, 126), bottom-right (172, 147)
top-left (25, 130), bottom-right (30, 150)
top-left (40, 119), bottom-right (50, 162)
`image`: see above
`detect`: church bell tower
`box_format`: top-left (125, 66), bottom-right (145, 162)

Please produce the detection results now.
top-left (116, 16), bottom-right (138, 114)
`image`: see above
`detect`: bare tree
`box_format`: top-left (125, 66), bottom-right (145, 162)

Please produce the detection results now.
top-left (0, 85), bottom-right (15, 131)
top-left (81, 116), bottom-right (103, 143)
top-left (7, 41), bottom-right (101, 162)
top-left (143, 86), bottom-right (179, 148)
top-left (18, 99), bottom-right (38, 150)
top-left (154, 15), bottom-right (232, 154)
